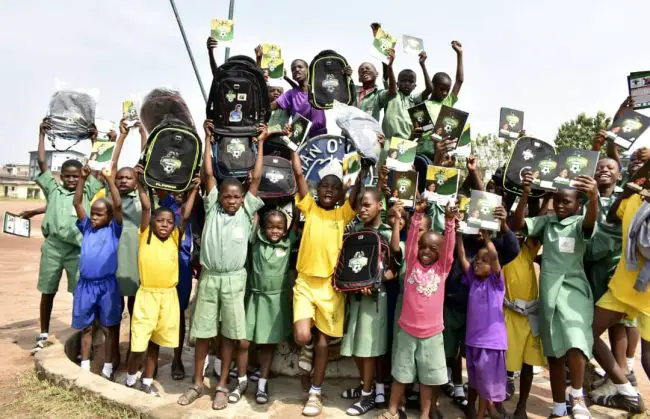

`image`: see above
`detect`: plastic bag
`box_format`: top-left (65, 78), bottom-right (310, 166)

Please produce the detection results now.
top-left (46, 90), bottom-right (97, 141)
top-left (333, 101), bottom-right (383, 164)
top-left (140, 88), bottom-right (195, 132)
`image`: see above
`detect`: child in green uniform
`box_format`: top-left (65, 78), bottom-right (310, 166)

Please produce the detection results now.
top-left (244, 209), bottom-right (297, 404)
top-left (32, 118), bottom-right (101, 353)
top-left (178, 120), bottom-right (267, 410)
top-left (513, 171), bottom-right (599, 419)
top-left (340, 188), bottom-right (401, 415)
top-left (354, 52), bottom-right (395, 121)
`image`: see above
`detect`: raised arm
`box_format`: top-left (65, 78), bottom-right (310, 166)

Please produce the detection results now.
top-left (137, 121), bottom-right (147, 152)
top-left (451, 41), bottom-right (464, 97)
top-left (573, 175), bottom-right (598, 235)
top-left (135, 165), bottom-right (151, 232)
top-left (37, 118), bottom-right (50, 173)
top-left (18, 206), bottom-right (46, 219)
top-left (481, 229), bottom-right (501, 274)
top-left (461, 155), bottom-right (484, 192)
top-left (291, 150), bottom-right (309, 199)
top-left (180, 178), bottom-right (200, 236)
top-left (111, 119), bottom-right (129, 172)
top-left (247, 126), bottom-right (268, 196)
top-left (202, 119), bottom-right (217, 192)
top-left (73, 165), bottom-right (91, 221)
top-left (104, 168), bottom-right (122, 225)
top-left (254, 44), bottom-right (263, 68)
top-left (419, 51), bottom-right (433, 99)
top-left (389, 202), bottom-right (403, 256)
top-left (456, 231), bottom-right (471, 274)
top-left (207, 37), bottom-right (218, 77)
top-left (440, 203), bottom-right (458, 272)
top-left (348, 161), bottom-right (370, 210)
top-left (386, 49), bottom-right (397, 97)
top-left (513, 171), bottom-right (532, 231)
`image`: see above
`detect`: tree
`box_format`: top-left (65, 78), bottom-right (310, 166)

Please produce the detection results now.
top-left (469, 132), bottom-right (514, 180)
top-left (554, 111), bottom-right (611, 151)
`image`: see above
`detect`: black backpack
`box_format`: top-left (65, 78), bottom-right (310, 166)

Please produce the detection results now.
top-left (308, 50), bottom-right (355, 110)
top-left (206, 55), bottom-right (269, 137)
top-left (212, 136), bottom-right (257, 180)
top-left (139, 117), bottom-right (201, 192)
top-left (259, 156), bottom-right (296, 200)
top-left (334, 229), bottom-right (390, 293)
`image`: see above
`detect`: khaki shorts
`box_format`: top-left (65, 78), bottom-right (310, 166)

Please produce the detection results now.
top-left (131, 287), bottom-right (179, 352)
top-left (392, 327), bottom-right (447, 386)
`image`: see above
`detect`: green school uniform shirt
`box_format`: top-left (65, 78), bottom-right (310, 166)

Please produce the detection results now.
top-left (114, 191), bottom-right (142, 294)
top-left (355, 85), bottom-right (390, 121)
top-left (382, 91), bottom-right (424, 141)
top-left (35, 170), bottom-right (101, 246)
top-left (525, 214), bottom-right (594, 358)
top-left (200, 186), bottom-right (264, 273)
top-left (417, 94), bottom-right (459, 159)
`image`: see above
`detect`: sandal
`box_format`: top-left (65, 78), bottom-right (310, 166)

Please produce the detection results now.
top-left (346, 394), bottom-right (375, 416)
top-left (441, 382), bottom-right (454, 398)
top-left (256, 383), bottom-right (269, 405)
top-left (590, 393), bottom-right (644, 414)
top-left (570, 396), bottom-right (591, 419)
top-left (453, 395), bottom-right (469, 411)
top-left (228, 380), bottom-right (248, 403)
top-left (341, 384), bottom-right (362, 399)
top-left (213, 386), bottom-right (229, 410)
top-left (249, 369), bottom-right (261, 382)
top-left (171, 360), bottom-right (186, 381)
top-left (177, 384), bottom-right (203, 406)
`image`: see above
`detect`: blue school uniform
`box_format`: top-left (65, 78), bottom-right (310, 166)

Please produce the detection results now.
top-left (160, 196), bottom-right (193, 311)
top-left (72, 217), bottom-right (123, 329)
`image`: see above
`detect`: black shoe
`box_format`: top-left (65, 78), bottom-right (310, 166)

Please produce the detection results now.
top-left (592, 393), bottom-right (644, 414)
top-left (141, 383), bottom-right (161, 397)
top-left (346, 394), bottom-right (375, 416)
top-left (506, 378), bottom-right (515, 401)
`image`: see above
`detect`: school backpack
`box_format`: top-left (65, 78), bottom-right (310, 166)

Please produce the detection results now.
top-left (139, 116), bottom-right (202, 192)
top-left (259, 155), bottom-right (296, 200)
top-left (334, 228), bottom-right (390, 293)
top-left (46, 89), bottom-right (96, 144)
top-left (308, 50), bottom-right (355, 110)
top-left (503, 136), bottom-right (555, 198)
top-left (206, 55), bottom-right (269, 137)
top-left (212, 136), bottom-right (257, 179)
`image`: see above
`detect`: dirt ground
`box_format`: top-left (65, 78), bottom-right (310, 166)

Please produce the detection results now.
top-left (1, 198), bottom-right (649, 418)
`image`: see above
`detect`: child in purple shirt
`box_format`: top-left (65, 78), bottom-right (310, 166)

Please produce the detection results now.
top-left (72, 166), bottom-right (123, 381)
top-left (457, 228), bottom-right (507, 419)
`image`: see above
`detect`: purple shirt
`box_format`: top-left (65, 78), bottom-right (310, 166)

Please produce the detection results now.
top-left (77, 217), bottom-right (123, 280)
top-left (463, 268), bottom-right (507, 350)
top-left (275, 88), bottom-right (326, 137)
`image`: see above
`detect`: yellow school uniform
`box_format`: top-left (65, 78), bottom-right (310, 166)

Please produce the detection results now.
top-left (293, 193), bottom-right (357, 337)
top-left (130, 226), bottom-right (180, 352)
top-left (597, 194), bottom-right (650, 340)
top-left (503, 241), bottom-right (545, 371)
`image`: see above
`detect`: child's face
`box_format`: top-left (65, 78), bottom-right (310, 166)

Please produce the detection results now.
top-left (472, 248), bottom-right (492, 278)
top-left (397, 72), bottom-right (417, 95)
top-left (552, 188), bottom-right (579, 220)
top-left (595, 158), bottom-right (620, 188)
top-left (418, 231), bottom-right (442, 266)
top-left (431, 78), bottom-right (452, 102)
top-left (358, 192), bottom-right (381, 224)
top-left (173, 192), bottom-right (184, 206)
top-left (262, 69), bottom-right (270, 81)
top-left (116, 168), bottom-right (137, 194)
top-left (264, 213), bottom-right (287, 243)
top-left (90, 200), bottom-right (111, 229)
top-left (358, 62), bottom-right (378, 84)
top-left (219, 184), bottom-right (244, 215)
top-left (268, 86), bottom-right (283, 102)
top-left (153, 211), bottom-right (175, 240)
top-left (317, 175), bottom-right (343, 210)
top-left (60, 166), bottom-right (81, 191)
top-left (291, 61), bottom-right (308, 83)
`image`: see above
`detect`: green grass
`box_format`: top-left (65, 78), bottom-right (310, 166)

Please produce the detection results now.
top-left (0, 370), bottom-right (141, 419)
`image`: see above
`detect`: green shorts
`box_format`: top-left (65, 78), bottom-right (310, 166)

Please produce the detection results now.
top-left (443, 305), bottom-right (466, 358)
top-left (341, 289), bottom-right (388, 358)
top-left (190, 269), bottom-right (247, 341)
top-left (38, 236), bottom-right (80, 294)
top-left (392, 327), bottom-right (447, 386)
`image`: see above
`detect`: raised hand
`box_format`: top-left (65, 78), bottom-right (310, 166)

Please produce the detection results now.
top-left (418, 51), bottom-right (427, 65)
top-left (573, 175), bottom-right (598, 200)
top-left (39, 118), bottom-right (51, 135)
top-left (521, 170), bottom-right (534, 192)
top-left (254, 44), bottom-right (263, 59)
top-left (466, 155), bottom-right (478, 172)
top-left (119, 118), bottom-right (128, 135)
top-left (203, 119), bottom-right (215, 144)
top-left (444, 202), bottom-right (458, 219)
top-left (388, 48), bottom-right (395, 67)
top-left (207, 37), bottom-right (218, 51)
top-left (451, 40), bottom-right (463, 55)
top-left (81, 164), bottom-right (91, 179)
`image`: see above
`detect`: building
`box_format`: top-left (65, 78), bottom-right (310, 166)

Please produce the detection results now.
top-left (0, 165), bottom-right (41, 199)
top-left (28, 150), bottom-right (86, 181)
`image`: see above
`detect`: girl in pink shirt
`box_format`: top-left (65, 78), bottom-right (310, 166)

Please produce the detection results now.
top-left (376, 200), bottom-right (456, 419)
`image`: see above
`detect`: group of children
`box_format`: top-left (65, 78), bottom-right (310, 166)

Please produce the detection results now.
top-left (24, 24), bottom-right (650, 419)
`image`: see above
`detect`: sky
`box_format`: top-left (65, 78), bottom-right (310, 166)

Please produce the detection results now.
top-left (1, 0), bottom-right (649, 167)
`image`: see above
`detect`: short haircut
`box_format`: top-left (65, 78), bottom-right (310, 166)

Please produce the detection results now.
top-left (361, 187), bottom-right (382, 202)
top-left (291, 59), bottom-right (308, 68)
top-left (116, 166), bottom-right (135, 175)
top-left (219, 177), bottom-right (244, 193)
top-left (432, 72), bottom-right (452, 85)
top-left (318, 174), bottom-right (343, 188)
top-left (61, 159), bottom-right (82, 171)
top-left (398, 69), bottom-right (416, 80)
top-left (263, 209), bottom-right (288, 228)
top-left (147, 206), bottom-right (176, 244)
top-left (92, 198), bottom-right (114, 218)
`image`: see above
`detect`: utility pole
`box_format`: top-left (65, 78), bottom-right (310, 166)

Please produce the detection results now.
top-left (169, 0), bottom-right (207, 102)
top-left (224, 0), bottom-right (235, 61)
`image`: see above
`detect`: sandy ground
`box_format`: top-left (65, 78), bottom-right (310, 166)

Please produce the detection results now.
top-left (1, 199), bottom-right (649, 418)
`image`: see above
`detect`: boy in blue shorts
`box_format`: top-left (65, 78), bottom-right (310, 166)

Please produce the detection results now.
top-left (32, 118), bottom-right (102, 353)
top-left (72, 166), bottom-right (123, 380)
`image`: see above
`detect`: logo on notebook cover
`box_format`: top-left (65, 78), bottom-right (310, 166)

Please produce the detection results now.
top-left (348, 251), bottom-right (368, 274)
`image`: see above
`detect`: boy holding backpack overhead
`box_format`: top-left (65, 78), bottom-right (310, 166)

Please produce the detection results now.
top-left (178, 120), bottom-right (266, 411)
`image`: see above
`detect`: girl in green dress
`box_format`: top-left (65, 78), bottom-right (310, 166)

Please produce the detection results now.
top-left (244, 209), bottom-right (296, 404)
top-left (513, 171), bottom-right (599, 419)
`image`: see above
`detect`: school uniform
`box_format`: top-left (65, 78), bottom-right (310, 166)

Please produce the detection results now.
top-left (112, 191), bottom-right (142, 297)
top-left (191, 187), bottom-right (264, 341)
top-left (131, 227), bottom-right (181, 352)
top-left (597, 195), bottom-right (650, 340)
top-left (35, 170), bottom-right (101, 294)
top-left (355, 85), bottom-right (389, 122)
top-left (160, 196), bottom-right (193, 311)
top-left (72, 217), bottom-right (123, 330)
top-left (245, 229), bottom-right (296, 344)
top-left (417, 94), bottom-right (459, 160)
top-left (525, 214), bottom-right (594, 358)
top-left (340, 223), bottom-right (392, 358)
top-left (502, 241), bottom-right (545, 372)
top-left (293, 193), bottom-right (357, 338)
top-left (464, 267), bottom-right (507, 402)
top-left (391, 214), bottom-right (454, 386)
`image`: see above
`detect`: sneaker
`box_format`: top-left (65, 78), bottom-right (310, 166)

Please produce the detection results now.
top-left (30, 336), bottom-right (47, 355)
top-left (570, 396), bottom-right (590, 419)
top-left (141, 383), bottom-right (161, 397)
top-left (302, 392), bottom-right (323, 417)
top-left (346, 394), bottom-right (375, 416)
top-left (592, 393), bottom-right (644, 414)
